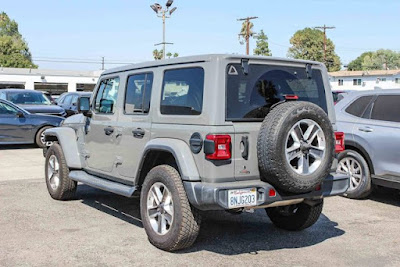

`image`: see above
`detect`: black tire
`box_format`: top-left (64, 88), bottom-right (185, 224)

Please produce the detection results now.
top-left (45, 143), bottom-right (77, 200)
top-left (337, 150), bottom-right (372, 199)
top-left (140, 165), bottom-right (201, 251)
top-left (35, 126), bottom-right (52, 148)
top-left (266, 200), bottom-right (323, 231)
top-left (257, 101), bottom-right (335, 193)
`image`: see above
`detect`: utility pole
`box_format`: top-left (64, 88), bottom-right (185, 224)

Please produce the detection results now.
top-left (315, 25), bottom-right (336, 63)
top-left (151, 1), bottom-right (177, 59)
top-left (101, 57), bottom-right (105, 70)
top-left (238, 16), bottom-right (258, 55)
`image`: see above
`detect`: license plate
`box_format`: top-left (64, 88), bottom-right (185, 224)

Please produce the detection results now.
top-left (228, 188), bottom-right (257, 209)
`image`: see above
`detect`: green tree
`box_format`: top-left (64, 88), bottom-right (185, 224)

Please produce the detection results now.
top-left (166, 52), bottom-right (172, 59)
top-left (347, 51), bottom-right (373, 70)
top-left (0, 12), bottom-right (37, 68)
top-left (238, 21), bottom-right (255, 45)
top-left (153, 49), bottom-right (163, 60)
top-left (173, 53), bottom-right (179, 58)
top-left (253, 29), bottom-right (271, 56)
top-left (288, 27), bottom-right (341, 72)
top-left (347, 50), bottom-right (400, 70)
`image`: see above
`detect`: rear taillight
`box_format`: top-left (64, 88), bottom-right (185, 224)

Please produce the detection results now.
top-left (205, 135), bottom-right (231, 160)
top-left (335, 132), bottom-right (345, 153)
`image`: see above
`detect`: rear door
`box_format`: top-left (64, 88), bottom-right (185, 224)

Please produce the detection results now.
top-left (85, 77), bottom-right (120, 173)
top-left (356, 95), bottom-right (400, 178)
top-left (226, 63), bottom-right (328, 180)
top-left (115, 72), bottom-right (154, 179)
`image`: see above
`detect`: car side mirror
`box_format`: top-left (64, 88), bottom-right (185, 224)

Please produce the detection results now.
top-left (78, 97), bottom-right (92, 117)
top-left (72, 102), bottom-right (77, 106)
top-left (16, 111), bottom-right (25, 118)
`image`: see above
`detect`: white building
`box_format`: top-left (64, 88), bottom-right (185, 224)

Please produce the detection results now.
top-left (0, 67), bottom-right (103, 95)
top-left (329, 70), bottom-right (400, 91)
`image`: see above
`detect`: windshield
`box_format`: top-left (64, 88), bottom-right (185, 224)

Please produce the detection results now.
top-left (7, 91), bottom-right (52, 105)
top-left (226, 64), bottom-right (327, 121)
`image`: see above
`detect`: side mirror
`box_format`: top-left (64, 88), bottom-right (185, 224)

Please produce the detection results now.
top-left (78, 97), bottom-right (92, 117)
top-left (72, 102), bottom-right (77, 106)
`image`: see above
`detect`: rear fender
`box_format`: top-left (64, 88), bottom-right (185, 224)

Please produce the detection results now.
top-left (137, 138), bottom-right (201, 183)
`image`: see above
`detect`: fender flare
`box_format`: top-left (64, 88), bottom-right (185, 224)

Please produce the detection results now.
top-left (137, 138), bottom-right (201, 182)
top-left (44, 127), bottom-right (84, 169)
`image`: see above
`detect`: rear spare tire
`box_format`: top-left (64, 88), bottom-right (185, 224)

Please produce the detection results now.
top-left (257, 101), bottom-right (334, 193)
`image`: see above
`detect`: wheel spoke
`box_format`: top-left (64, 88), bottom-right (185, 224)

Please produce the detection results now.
top-left (309, 147), bottom-right (324, 160)
top-left (148, 208), bottom-right (158, 218)
top-left (293, 125), bottom-right (304, 141)
top-left (287, 142), bottom-right (300, 153)
top-left (150, 189), bottom-right (160, 206)
top-left (288, 151), bottom-right (302, 161)
top-left (164, 213), bottom-right (172, 224)
top-left (157, 214), bottom-right (162, 233)
top-left (302, 155), bottom-right (309, 174)
top-left (303, 124), bottom-right (315, 141)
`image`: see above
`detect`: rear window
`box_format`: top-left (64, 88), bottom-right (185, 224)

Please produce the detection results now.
top-left (226, 64), bottom-right (327, 121)
top-left (161, 68), bottom-right (204, 115)
top-left (345, 96), bottom-right (373, 117)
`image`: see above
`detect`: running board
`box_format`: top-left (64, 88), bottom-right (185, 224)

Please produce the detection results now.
top-left (372, 175), bottom-right (400, 190)
top-left (69, 170), bottom-right (136, 197)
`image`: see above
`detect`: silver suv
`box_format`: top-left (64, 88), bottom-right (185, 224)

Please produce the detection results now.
top-left (43, 55), bottom-right (348, 251)
top-left (335, 90), bottom-right (400, 199)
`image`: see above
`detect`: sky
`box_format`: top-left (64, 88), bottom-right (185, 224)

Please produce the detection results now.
top-left (2, 0), bottom-right (400, 70)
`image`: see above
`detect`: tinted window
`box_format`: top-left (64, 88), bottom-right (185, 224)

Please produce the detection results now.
top-left (63, 95), bottom-right (73, 105)
top-left (371, 95), bottom-right (400, 123)
top-left (0, 102), bottom-right (18, 115)
top-left (125, 73), bottom-right (153, 114)
top-left (161, 68), bottom-right (204, 115)
top-left (226, 64), bottom-right (327, 121)
top-left (345, 96), bottom-right (373, 117)
top-left (94, 77), bottom-right (120, 114)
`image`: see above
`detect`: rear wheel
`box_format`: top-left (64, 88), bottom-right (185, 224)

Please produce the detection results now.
top-left (266, 200), bottom-right (323, 231)
top-left (140, 165), bottom-right (201, 251)
top-left (35, 126), bottom-right (52, 148)
top-left (337, 150), bottom-right (372, 199)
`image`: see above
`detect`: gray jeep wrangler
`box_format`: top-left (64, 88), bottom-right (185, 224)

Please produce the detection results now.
top-left (43, 54), bottom-right (349, 251)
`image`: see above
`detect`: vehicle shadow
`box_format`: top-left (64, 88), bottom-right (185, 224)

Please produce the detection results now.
top-left (369, 187), bottom-right (400, 207)
top-left (0, 144), bottom-right (38, 150)
top-left (76, 184), bottom-right (345, 255)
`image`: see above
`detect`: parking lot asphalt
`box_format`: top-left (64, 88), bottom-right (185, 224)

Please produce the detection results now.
top-left (1, 146), bottom-right (400, 267)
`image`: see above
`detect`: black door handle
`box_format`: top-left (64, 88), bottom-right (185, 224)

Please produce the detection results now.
top-left (132, 128), bottom-right (145, 139)
top-left (104, 126), bottom-right (114, 136)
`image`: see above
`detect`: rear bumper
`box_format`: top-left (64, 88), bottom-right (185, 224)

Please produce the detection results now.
top-left (183, 172), bottom-right (349, 211)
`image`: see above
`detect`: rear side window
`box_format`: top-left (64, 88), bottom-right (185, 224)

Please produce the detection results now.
top-left (371, 95), bottom-right (400, 123)
top-left (226, 64), bottom-right (327, 121)
top-left (125, 73), bottom-right (153, 114)
top-left (345, 96), bottom-right (373, 117)
top-left (161, 68), bottom-right (204, 115)
top-left (94, 77), bottom-right (120, 114)
top-left (0, 102), bottom-right (18, 115)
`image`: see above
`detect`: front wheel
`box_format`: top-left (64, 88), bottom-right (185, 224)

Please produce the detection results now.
top-left (266, 201), bottom-right (323, 231)
top-left (45, 143), bottom-right (77, 200)
top-left (140, 165), bottom-right (201, 251)
top-left (35, 126), bottom-right (52, 148)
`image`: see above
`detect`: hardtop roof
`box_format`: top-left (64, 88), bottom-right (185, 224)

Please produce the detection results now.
top-left (101, 54), bottom-right (324, 76)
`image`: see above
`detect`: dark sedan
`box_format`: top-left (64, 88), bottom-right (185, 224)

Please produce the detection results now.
top-left (0, 99), bottom-right (64, 148)
top-left (0, 89), bottom-right (66, 117)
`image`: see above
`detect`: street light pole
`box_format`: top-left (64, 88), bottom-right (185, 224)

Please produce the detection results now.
top-left (150, 1), bottom-right (177, 60)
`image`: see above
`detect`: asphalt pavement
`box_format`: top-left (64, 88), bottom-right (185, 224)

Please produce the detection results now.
top-left (0, 146), bottom-right (400, 267)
